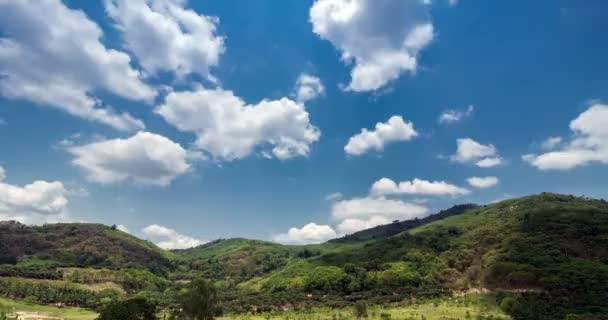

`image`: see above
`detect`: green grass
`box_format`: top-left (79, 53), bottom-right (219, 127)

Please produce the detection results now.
top-left (219, 295), bottom-right (510, 320)
top-left (0, 297), bottom-right (98, 320)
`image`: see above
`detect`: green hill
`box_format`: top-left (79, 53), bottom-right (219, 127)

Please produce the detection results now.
top-left (1, 193), bottom-right (607, 319)
top-left (330, 203), bottom-right (478, 243)
top-left (0, 222), bottom-right (173, 276)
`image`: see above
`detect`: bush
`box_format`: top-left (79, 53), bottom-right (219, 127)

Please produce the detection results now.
top-left (96, 297), bottom-right (157, 320)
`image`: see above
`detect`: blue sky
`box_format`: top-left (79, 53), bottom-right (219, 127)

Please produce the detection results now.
top-left (1, 0), bottom-right (607, 248)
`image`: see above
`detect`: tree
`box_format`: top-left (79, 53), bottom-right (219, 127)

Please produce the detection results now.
top-left (97, 297), bottom-right (157, 320)
top-left (353, 301), bottom-right (367, 319)
top-left (179, 278), bottom-right (219, 320)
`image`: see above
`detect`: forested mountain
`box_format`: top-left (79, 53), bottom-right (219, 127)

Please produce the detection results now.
top-left (1, 193), bottom-right (607, 319)
top-left (0, 222), bottom-right (173, 276)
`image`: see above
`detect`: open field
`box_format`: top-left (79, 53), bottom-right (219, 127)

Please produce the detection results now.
top-left (220, 296), bottom-right (510, 320)
top-left (0, 298), bottom-right (98, 320)
top-left (0, 294), bottom-right (508, 320)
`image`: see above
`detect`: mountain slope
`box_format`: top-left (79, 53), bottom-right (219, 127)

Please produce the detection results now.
top-left (1, 193), bottom-right (607, 319)
top-left (0, 222), bottom-right (173, 275)
top-left (330, 203), bottom-right (478, 243)
top-left (210, 193), bottom-right (608, 318)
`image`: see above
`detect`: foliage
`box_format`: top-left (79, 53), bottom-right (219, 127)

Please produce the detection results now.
top-left (96, 297), bottom-right (157, 320)
top-left (353, 301), bottom-right (368, 319)
top-left (0, 222), bottom-right (172, 274)
top-left (176, 278), bottom-right (219, 320)
top-left (2, 193), bottom-right (608, 319)
top-left (0, 277), bottom-right (101, 308)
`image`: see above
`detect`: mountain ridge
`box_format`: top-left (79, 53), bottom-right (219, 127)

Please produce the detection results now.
top-left (1, 193), bottom-right (608, 319)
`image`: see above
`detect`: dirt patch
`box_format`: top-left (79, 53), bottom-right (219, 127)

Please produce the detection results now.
top-left (13, 311), bottom-right (63, 320)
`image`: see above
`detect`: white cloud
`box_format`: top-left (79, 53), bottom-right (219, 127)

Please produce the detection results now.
top-left (439, 105), bottom-right (474, 124)
top-left (142, 224), bottom-right (205, 250)
top-left (344, 115), bottom-right (418, 156)
top-left (524, 104), bottom-right (608, 170)
top-left (310, 0), bottom-right (434, 91)
top-left (466, 176), bottom-right (499, 189)
top-left (68, 131), bottom-right (192, 186)
top-left (104, 0), bottom-right (224, 80)
top-left (156, 87), bottom-right (321, 161)
top-left (325, 192), bottom-right (343, 201)
top-left (451, 138), bottom-right (503, 167)
top-left (0, 166), bottom-right (69, 224)
top-left (0, 0), bottom-right (155, 131)
top-left (541, 136), bottom-right (563, 150)
top-left (273, 222), bottom-right (337, 244)
top-left (116, 224), bottom-right (130, 233)
top-left (294, 74), bottom-right (325, 103)
top-left (370, 177), bottom-right (470, 196)
top-left (332, 196), bottom-right (428, 234)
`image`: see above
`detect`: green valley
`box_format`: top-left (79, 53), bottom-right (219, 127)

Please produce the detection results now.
top-left (1, 193), bottom-right (608, 319)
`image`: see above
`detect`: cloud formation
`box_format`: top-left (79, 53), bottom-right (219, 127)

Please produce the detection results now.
top-left (104, 0), bottom-right (224, 80)
top-left (310, 0), bottom-right (434, 91)
top-left (451, 138), bottom-right (503, 167)
top-left (0, 166), bottom-right (69, 224)
top-left (345, 116), bottom-right (418, 156)
top-left (295, 74), bottom-right (325, 103)
top-left (68, 132), bottom-right (193, 186)
top-left (0, 0), bottom-right (154, 131)
top-left (523, 104), bottom-right (608, 170)
top-left (541, 136), bottom-right (563, 150)
top-left (273, 222), bottom-right (337, 244)
top-left (156, 87), bottom-right (321, 161)
top-left (439, 105), bottom-right (474, 124)
top-left (332, 196), bottom-right (428, 234)
top-left (142, 224), bottom-right (205, 250)
top-left (466, 176), bottom-right (499, 189)
top-left (371, 177), bottom-right (470, 196)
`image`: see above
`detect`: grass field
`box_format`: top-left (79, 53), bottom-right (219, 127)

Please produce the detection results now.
top-left (0, 298), bottom-right (98, 320)
top-left (0, 294), bottom-right (509, 320)
top-left (220, 295), bottom-right (510, 320)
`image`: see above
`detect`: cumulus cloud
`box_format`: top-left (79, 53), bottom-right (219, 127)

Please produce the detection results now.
top-left (344, 116), bottom-right (418, 156)
top-left (541, 136), bottom-right (563, 150)
top-left (523, 104), bottom-right (608, 170)
top-left (68, 132), bottom-right (192, 186)
top-left (450, 138), bottom-right (503, 167)
top-left (466, 176), bottom-right (499, 189)
top-left (332, 196), bottom-right (428, 234)
top-left (104, 0), bottom-right (224, 80)
top-left (142, 224), bottom-right (205, 250)
top-left (156, 87), bottom-right (321, 161)
top-left (370, 177), bottom-right (470, 197)
top-left (273, 222), bottom-right (337, 244)
top-left (439, 105), bottom-right (474, 124)
top-left (0, 0), bottom-right (154, 131)
top-left (294, 74), bottom-right (325, 103)
top-left (310, 0), bottom-right (434, 91)
top-left (0, 166), bottom-right (69, 224)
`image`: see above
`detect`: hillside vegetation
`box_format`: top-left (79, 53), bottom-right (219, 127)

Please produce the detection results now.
top-left (0, 222), bottom-right (173, 276)
top-left (0, 193), bottom-right (607, 319)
